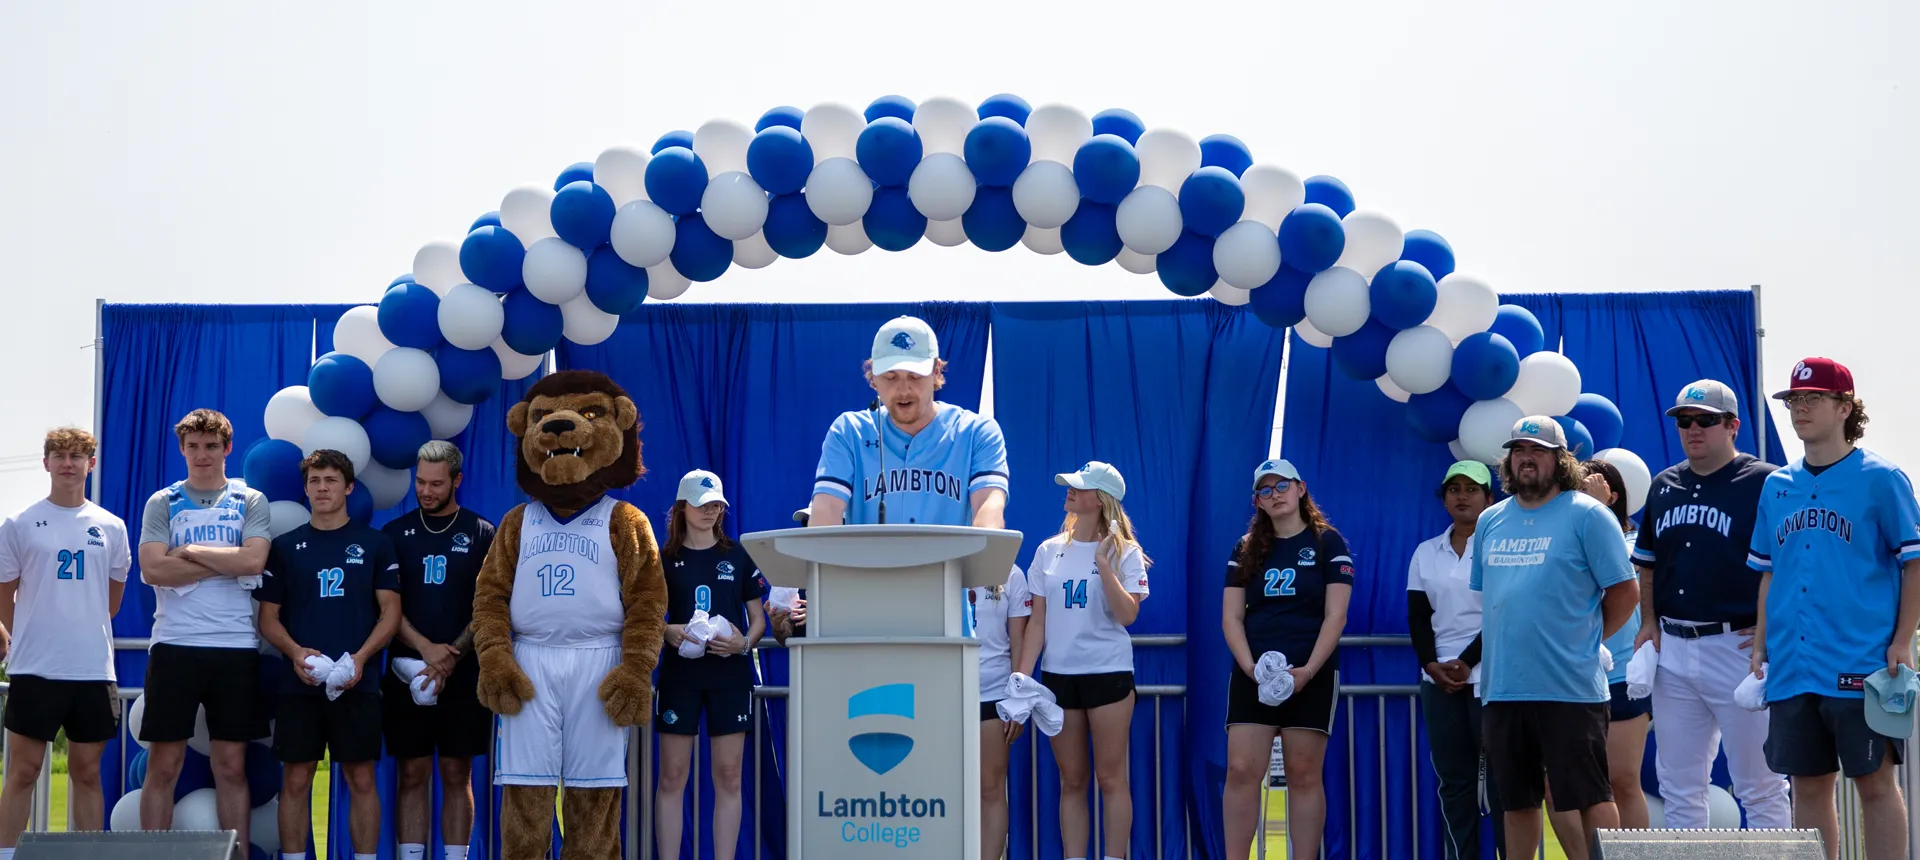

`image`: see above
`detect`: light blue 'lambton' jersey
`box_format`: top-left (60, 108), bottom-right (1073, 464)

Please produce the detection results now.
top-left (813, 402), bottom-right (1009, 526)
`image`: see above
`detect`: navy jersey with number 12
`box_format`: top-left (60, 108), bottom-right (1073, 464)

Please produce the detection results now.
top-left (813, 402), bottom-right (1009, 526)
top-left (257, 522), bottom-right (400, 695)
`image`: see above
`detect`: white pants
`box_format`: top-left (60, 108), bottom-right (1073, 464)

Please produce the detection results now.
top-left (1651, 620), bottom-right (1789, 828)
top-left (494, 642), bottom-right (627, 787)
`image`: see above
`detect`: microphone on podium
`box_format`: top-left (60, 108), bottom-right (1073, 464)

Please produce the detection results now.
top-left (869, 398), bottom-right (888, 525)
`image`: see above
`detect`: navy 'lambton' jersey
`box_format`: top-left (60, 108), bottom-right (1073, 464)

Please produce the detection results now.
top-left (257, 522), bottom-right (399, 695)
top-left (659, 542), bottom-right (768, 690)
top-left (1226, 528), bottom-right (1354, 671)
top-left (382, 508), bottom-right (495, 661)
top-left (1631, 453), bottom-right (1776, 625)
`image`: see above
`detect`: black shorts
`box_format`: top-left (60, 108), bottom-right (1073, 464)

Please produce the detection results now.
top-left (1484, 700), bottom-right (1611, 813)
top-left (274, 690), bottom-right (383, 764)
top-left (655, 685), bottom-right (753, 736)
top-left (2, 676), bottom-right (119, 744)
top-left (1608, 681), bottom-right (1651, 722)
top-left (381, 669), bottom-right (492, 759)
top-left (980, 700), bottom-right (1002, 721)
top-left (1039, 671), bottom-right (1134, 711)
top-left (141, 644), bottom-right (263, 744)
top-left (1226, 666), bottom-right (1339, 733)
top-left (1765, 693), bottom-right (1907, 778)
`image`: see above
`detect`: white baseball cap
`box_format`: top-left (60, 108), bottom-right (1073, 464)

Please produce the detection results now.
top-left (1056, 460), bottom-right (1127, 501)
top-left (1252, 458), bottom-right (1301, 489)
top-left (676, 470), bottom-right (727, 507)
top-left (1502, 415), bottom-right (1569, 450)
top-left (870, 316), bottom-right (939, 377)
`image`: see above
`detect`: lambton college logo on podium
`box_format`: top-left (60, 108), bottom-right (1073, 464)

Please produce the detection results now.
top-left (819, 682), bottom-right (949, 850)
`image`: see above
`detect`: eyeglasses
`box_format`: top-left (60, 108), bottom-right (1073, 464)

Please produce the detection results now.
top-left (1673, 413), bottom-right (1726, 430)
top-left (1783, 392), bottom-right (1836, 408)
top-left (1255, 481), bottom-right (1294, 498)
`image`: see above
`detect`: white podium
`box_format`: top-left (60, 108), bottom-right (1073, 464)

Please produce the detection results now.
top-left (741, 524), bottom-right (1024, 859)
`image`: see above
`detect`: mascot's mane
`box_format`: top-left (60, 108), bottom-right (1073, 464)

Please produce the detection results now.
top-left (513, 370), bottom-right (644, 512)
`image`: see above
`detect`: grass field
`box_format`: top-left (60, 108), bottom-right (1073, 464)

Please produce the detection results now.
top-left (1258, 788), bottom-right (1572, 859)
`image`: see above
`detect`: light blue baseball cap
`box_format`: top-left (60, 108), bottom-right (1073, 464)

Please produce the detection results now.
top-left (676, 470), bottom-right (727, 507)
top-left (1057, 460), bottom-right (1126, 501)
top-left (1864, 665), bottom-right (1919, 739)
top-left (870, 316), bottom-right (939, 377)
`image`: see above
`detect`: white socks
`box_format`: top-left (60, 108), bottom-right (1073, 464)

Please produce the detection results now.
top-left (282, 854), bottom-right (307, 860)
top-left (356, 854), bottom-right (378, 860)
top-left (445, 847), bottom-right (470, 860)
top-left (400, 845), bottom-right (426, 860)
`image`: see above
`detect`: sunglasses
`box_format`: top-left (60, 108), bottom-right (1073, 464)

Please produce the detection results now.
top-left (1673, 413), bottom-right (1726, 430)
top-left (1255, 481), bottom-right (1294, 498)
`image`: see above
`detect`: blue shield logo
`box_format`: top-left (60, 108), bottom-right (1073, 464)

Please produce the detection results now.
top-left (846, 683), bottom-right (914, 775)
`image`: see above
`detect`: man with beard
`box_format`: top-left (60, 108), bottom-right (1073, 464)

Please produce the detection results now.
top-left (1471, 417), bottom-right (1640, 860)
top-left (381, 441), bottom-right (496, 860)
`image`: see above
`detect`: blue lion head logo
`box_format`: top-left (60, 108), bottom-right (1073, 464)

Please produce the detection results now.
top-left (890, 331), bottom-right (914, 351)
top-left (453, 533), bottom-right (472, 547)
top-left (700, 476), bottom-right (714, 489)
top-left (87, 526), bottom-right (102, 538)
top-left (346, 544), bottom-right (365, 559)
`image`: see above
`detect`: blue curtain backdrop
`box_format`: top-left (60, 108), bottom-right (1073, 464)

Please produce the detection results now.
top-left (558, 301), bottom-right (990, 860)
top-left (990, 300), bottom-right (1287, 860)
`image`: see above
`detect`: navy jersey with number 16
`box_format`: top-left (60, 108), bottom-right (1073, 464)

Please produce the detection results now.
top-left (382, 508), bottom-right (496, 661)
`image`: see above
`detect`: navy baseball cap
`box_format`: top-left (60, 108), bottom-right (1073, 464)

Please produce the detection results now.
top-left (1864, 665), bottom-right (1919, 739)
top-left (1666, 380), bottom-right (1738, 416)
top-left (1773, 357), bottom-right (1855, 400)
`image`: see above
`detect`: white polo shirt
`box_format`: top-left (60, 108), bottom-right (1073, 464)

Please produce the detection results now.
top-left (1406, 526), bottom-right (1483, 686)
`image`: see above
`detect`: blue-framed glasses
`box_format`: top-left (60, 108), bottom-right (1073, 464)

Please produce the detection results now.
top-left (1255, 480), bottom-right (1294, 498)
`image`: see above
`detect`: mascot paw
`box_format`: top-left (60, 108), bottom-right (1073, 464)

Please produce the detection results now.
top-left (478, 650), bottom-right (537, 715)
top-left (598, 664), bottom-right (651, 727)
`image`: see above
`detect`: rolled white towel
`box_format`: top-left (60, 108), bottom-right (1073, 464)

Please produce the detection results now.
top-left (679, 610), bottom-right (716, 659)
top-left (161, 582), bottom-right (200, 597)
top-left (1598, 642), bottom-right (1615, 674)
top-left (768, 587), bottom-right (801, 612)
top-left (1254, 652), bottom-right (1295, 706)
top-left (1735, 665), bottom-right (1768, 712)
top-left (1625, 641), bottom-right (1657, 700)
top-left (323, 652), bottom-right (356, 700)
top-left (995, 672), bottom-right (1063, 736)
top-left (391, 657), bottom-right (440, 705)
top-left (237, 574), bottom-right (264, 590)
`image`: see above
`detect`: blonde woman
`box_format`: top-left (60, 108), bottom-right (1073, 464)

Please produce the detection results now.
top-left (1016, 461), bottom-right (1149, 860)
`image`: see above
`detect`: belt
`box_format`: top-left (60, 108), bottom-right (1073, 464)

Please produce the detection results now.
top-left (1660, 619), bottom-right (1741, 639)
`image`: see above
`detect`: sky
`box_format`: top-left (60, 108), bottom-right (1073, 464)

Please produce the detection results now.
top-left (1, 1), bottom-right (1914, 515)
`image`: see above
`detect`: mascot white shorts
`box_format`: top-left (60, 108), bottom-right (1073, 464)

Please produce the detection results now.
top-left (494, 642), bottom-right (628, 787)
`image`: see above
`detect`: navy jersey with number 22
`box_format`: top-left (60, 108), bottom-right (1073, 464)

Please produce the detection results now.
top-left (1226, 528), bottom-right (1354, 671)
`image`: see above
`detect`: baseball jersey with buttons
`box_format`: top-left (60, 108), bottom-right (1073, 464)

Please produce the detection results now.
top-left (813, 402), bottom-right (1009, 526)
top-left (1632, 453), bottom-right (1777, 624)
top-left (1747, 449), bottom-right (1920, 701)
top-left (0, 499), bottom-right (132, 681)
top-left (256, 522), bottom-right (400, 695)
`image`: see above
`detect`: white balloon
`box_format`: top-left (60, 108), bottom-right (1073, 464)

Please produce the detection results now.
top-left (267, 500), bottom-right (310, 538)
top-left (1426, 273), bottom-right (1501, 342)
top-left (436, 283), bottom-right (506, 350)
top-left (647, 262), bottom-right (692, 300)
top-left (912, 96), bottom-right (977, 156)
top-left (1115, 248), bottom-right (1158, 274)
top-left (733, 232), bottom-right (778, 269)
top-left (1115, 186), bottom-right (1183, 255)
top-left (1459, 398), bottom-right (1525, 465)
top-left (301, 416), bottom-right (372, 475)
top-left (1333, 210), bottom-right (1405, 278)
top-left (521, 237), bottom-right (588, 304)
top-left (423, 389), bottom-right (479, 437)
top-left (699, 171), bottom-right (769, 240)
top-left (1377, 375), bottom-right (1412, 403)
top-left (693, 119), bottom-right (753, 177)
top-left (1024, 104), bottom-right (1093, 166)
top-left (825, 221), bottom-right (873, 255)
top-left (802, 103), bottom-right (865, 162)
top-left (805, 158), bottom-right (873, 226)
top-left (1595, 448), bottom-right (1653, 515)
top-left (1134, 129), bottom-right (1201, 191)
top-left (924, 218), bottom-right (968, 247)
top-left (1213, 220), bottom-right (1282, 289)
top-left (249, 800), bottom-right (280, 855)
top-left (127, 695), bottom-right (147, 749)
top-left (609, 199), bottom-right (676, 269)
top-left (1294, 319), bottom-right (1335, 348)
top-left (1239, 165), bottom-right (1306, 230)
top-left (1385, 325), bottom-right (1456, 395)
top-left (358, 460), bottom-right (413, 510)
top-left (265, 386), bottom-right (324, 443)
top-left (1010, 161), bottom-right (1079, 229)
top-left (1021, 225), bottom-right (1064, 256)
top-left (172, 787), bottom-right (221, 831)
top-left (412, 240), bottom-right (467, 294)
top-left (560, 293), bottom-right (619, 346)
top-left (110, 788), bottom-right (143, 831)
top-left (1646, 795), bottom-right (1666, 829)
top-left (1706, 785), bottom-right (1742, 829)
top-left (593, 146), bottom-right (650, 205)
top-left (907, 152), bottom-right (977, 222)
top-left (1209, 281), bottom-right (1252, 306)
top-left (372, 347), bottom-right (440, 413)
top-left (500, 185), bottom-right (557, 247)
top-left (1448, 439), bottom-right (1472, 461)
top-left (333, 306), bottom-right (395, 367)
top-left (1302, 266), bottom-right (1371, 337)
top-left (1508, 352), bottom-right (1584, 417)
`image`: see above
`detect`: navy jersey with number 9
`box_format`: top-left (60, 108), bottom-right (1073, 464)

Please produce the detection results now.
top-left (1226, 527), bottom-right (1355, 671)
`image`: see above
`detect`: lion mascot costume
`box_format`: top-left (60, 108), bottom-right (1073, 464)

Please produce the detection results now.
top-left (471, 370), bottom-right (667, 860)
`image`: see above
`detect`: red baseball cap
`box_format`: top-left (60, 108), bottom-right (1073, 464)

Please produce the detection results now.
top-left (1772, 357), bottom-right (1855, 400)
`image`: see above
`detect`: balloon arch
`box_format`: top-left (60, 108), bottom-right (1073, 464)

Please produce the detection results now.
top-left (244, 93), bottom-right (1651, 530)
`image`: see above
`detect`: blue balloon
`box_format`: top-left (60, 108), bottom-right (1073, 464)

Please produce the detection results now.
top-left (763, 193), bottom-right (827, 258)
top-left (1198, 134), bottom-right (1254, 177)
top-left (1489, 305), bottom-right (1545, 358)
top-left (550, 181), bottom-right (616, 250)
top-left (1156, 231), bottom-right (1217, 297)
top-left (977, 93), bottom-right (1031, 125)
top-left (1401, 229), bottom-right (1456, 281)
top-left (1369, 261), bottom-right (1439, 330)
top-left (389, 274), bottom-right (415, 287)
top-left (1249, 264), bottom-right (1313, 329)
top-left (364, 406), bottom-right (433, 470)
top-left (1303, 175), bottom-right (1356, 218)
top-left (855, 117), bottom-right (922, 187)
top-left (553, 161), bottom-right (595, 192)
top-left (434, 344), bottom-right (503, 406)
top-left (1177, 166), bottom-right (1245, 238)
top-left (669, 214), bottom-right (732, 282)
top-left (1408, 383), bottom-right (1475, 443)
top-left (469, 211), bottom-right (501, 232)
top-left (1090, 108), bottom-right (1145, 145)
top-left (865, 95), bottom-right (916, 123)
top-left (1276, 203), bottom-right (1346, 273)
top-left (863, 187), bottom-right (925, 252)
top-left (963, 118), bottom-right (1030, 187)
top-left (308, 352), bottom-right (376, 420)
top-left (1451, 332), bottom-right (1522, 401)
top-left (584, 246), bottom-right (647, 316)
top-left (1569, 393), bottom-right (1625, 451)
top-left (347, 481), bottom-right (374, 523)
top-left (458, 225), bottom-right (527, 292)
top-left (126, 747), bottom-right (149, 788)
top-left (241, 438), bottom-right (305, 503)
top-left (1332, 319), bottom-right (1396, 380)
top-left (1555, 416), bottom-right (1597, 459)
top-left (376, 282), bottom-right (443, 351)
top-left (244, 744), bottom-right (279, 808)
top-left (651, 130), bottom-right (694, 154)
top-left (755, 106), bottom-right (804, 132)
top-left (172, 749), bottom-right (213, 801)
top-left (1060, 202), bottom-right (1122, 265)
top-left (643, 147), bottom-right (709, 216)
top-left (500, 288), bottom-right (565, 356)
top-left (746, 126), bottom-right (814, 196)
top-left (1072, 135), bottom-right (1140, 206)
top-left (961, 186), bottom-right (1025, 252)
